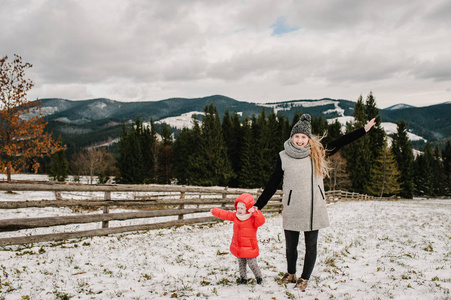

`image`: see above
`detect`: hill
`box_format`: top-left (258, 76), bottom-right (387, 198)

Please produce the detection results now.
top-left (34, 95), bottom-right (451, 150)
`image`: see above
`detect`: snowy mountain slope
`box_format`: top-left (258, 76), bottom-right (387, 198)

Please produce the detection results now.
top-left (26, 96), bottom-right (450, 149)
top-left (385, 103), bottom-right (416, 110)
top-left (381, 122), bottom-right (427, 142)
top-left (328, 117), bottom-right (428, 143)
top-left (155, 111), bottom-right (205, 130)
top-left (260, 98), bottom-right (354, 118)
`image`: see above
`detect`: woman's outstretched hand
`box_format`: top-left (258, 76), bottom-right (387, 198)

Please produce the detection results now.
top-left (248, 206), bottom-right (258, 213)
top-left (365, 118), bottom-right (376, 132)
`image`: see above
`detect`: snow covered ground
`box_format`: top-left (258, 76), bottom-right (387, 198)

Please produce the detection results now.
top-left (0, 177), bottom-right (450, 299)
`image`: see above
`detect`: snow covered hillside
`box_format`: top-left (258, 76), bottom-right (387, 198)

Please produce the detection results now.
top-left (261, 99), bottom-right (345, 116)
top-left (156, 112), bottom-right (205, 130)
top-left (0, 181), bottom-right (449, 299)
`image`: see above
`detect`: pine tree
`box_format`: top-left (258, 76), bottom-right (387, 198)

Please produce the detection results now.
top-left (311, 115), bottom-right (328, 136)
top-left (277, 113), bottom-right (290, 142)
top-left (238, 117), bottom-right (255, 188)
top-left (442, 141), bottom-right (451, 196)
top-left (116, 116), bottom-right (153, 184)
top-left (222, 109), bottom-right (242, 187)
top-left (173, 117), bottom-right (201, 185)
top-left (343, 93), bottom-right (385, 194)
top-left (156, 123), bottom-right (173, 184)
top-left (257, 109), bottom-right (276, 187)
top-left (353, 95), bottom-right (366, 125)
top-left (48, 137), bottom-right (69, 182)
top-left (190, 103), bottom-right (234, 186)
top-left (324, 119), bottom-right (343, 145)
top-left (413, 143), bottom-right (434, 196)
top-left (343, 95), bottom-right (371, 193)
top-left (432, 145), bottom-right (445, 195)
top-left (391, 121), bottom-right (414, 198)
top-left (139, 117), bottom-right (157, 182)
top-left (116, 124), bottom-right (130, 182)
top-left (368, 141), bottom-right (401, 197)
top-left (172, 128), bottom-right (191, 184)
top-left (148, 118), bottom-right (158, 181)
top-left (185, 117), bottom-right (203, 184)
top-left (364, 92), bottom-right (386, 180)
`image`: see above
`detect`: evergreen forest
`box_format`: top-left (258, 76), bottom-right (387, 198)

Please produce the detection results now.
top-left (50, 93), bottom-right (449, 198)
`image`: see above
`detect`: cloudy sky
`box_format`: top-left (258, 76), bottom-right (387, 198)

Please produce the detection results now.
top-left (2, 0), bottom-right (451, 108)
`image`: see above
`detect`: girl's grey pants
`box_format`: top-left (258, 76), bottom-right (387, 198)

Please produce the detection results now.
top-left (238, 257), bottom-right (262, 279)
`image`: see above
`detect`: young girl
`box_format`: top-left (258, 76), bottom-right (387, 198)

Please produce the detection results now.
top-left (211, 193), bottom-right (265, 284)
top-left (251, 114), bottom-right (376, 291)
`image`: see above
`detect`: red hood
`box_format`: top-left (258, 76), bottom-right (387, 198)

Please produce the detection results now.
top-left (234, 193), bottom-right (255, 211)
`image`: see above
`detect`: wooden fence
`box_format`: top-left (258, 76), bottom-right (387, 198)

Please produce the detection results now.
top-left (325, 190), bottom-right (374, 202)
top-left (0, 182), bottom-right (371, 246)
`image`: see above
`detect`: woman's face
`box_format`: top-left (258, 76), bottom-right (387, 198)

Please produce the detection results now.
top-left (292, 133), bottom-right (309, 148)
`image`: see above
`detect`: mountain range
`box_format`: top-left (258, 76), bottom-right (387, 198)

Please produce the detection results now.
top-left (33, 95), bottom-right (451, 150)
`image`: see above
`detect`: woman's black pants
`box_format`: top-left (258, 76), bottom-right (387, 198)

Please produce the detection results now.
top-left (284, 229), bottom-right (319, 280)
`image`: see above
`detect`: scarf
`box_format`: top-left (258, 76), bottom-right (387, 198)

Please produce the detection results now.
top-left (236, 213), bottom-right (252, 221)
top-left (284, 138), bottom-right (311, 159)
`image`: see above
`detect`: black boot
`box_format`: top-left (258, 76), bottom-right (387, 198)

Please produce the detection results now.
top-left (239, 277), bottom-right (248, 284)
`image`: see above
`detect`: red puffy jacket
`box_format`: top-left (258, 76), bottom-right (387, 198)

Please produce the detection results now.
top-left (211, 193), bottom-right (265, 259)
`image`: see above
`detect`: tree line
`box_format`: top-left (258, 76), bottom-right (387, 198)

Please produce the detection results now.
top-left (54, 91), bottom-right (446, 198)
top-left (37, 93), bottom-right (451, 198)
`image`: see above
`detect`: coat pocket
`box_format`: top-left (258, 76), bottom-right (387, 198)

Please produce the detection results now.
top-left (251, 239), bottom-right (258, 250)
top-left (318, 185), bottom-right (325, 200)
top-left (287, 190), bottom-right (293, 206)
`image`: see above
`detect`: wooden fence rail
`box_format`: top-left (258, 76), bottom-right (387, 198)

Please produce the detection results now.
top-left (325, 190), bottom-right (374, 202)
top-left (0, 182), bottom-right (371, 246)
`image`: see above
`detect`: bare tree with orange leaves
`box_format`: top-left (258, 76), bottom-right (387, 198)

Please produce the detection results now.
top-left (0, 54), bottom-right (64, 182)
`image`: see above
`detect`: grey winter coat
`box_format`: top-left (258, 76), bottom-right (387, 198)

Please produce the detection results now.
top-left (255, 127), bottom-right (367, 232)
top-left (279, 151), bottom-right (328, 231)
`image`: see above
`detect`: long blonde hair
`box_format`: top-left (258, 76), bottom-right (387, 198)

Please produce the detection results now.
top-left (308, 134), bottom-right (330, 178)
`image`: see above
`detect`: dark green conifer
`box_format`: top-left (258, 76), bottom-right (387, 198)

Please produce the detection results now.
top-left (413, 143), bottom-right (434, 196)
top-left (343, 96), bottom-right (370, 193)
top-left (48, 136), bottom-right (68, 182)
top-left (443, 141), bottom-right (451, 196)
top-left (238, 117), bottom-right (255, 188)
top-left (432, 145), bottom-right (445, 195)
top-left (191, 103), bottom-right (234, 186)
top-left (391, 121), bottom-right (414, 198)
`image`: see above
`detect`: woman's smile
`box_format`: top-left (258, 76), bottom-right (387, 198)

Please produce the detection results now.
top-left (292, 133), bottom-right (309, 148)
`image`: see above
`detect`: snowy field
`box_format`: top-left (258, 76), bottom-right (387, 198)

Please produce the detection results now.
top-left (0, 176), bottom-right (450, 299)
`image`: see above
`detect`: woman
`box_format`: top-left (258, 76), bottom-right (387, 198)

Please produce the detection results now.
top-left (250, 114), bottom-right (375, 291)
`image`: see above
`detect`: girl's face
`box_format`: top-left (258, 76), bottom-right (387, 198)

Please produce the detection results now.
top-left (292, 133), bottom-right (309, 148)
top-left (236, 203), bottom-right (247, 215)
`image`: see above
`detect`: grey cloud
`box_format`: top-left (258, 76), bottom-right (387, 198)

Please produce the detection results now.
top-left (414, 55), bottom-right (451, 81)
top-left (2, 0), bottom-right (450, 107)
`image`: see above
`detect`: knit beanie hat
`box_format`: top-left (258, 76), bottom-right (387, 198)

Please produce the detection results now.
top-left (290, 114), bottom-right (312, 138)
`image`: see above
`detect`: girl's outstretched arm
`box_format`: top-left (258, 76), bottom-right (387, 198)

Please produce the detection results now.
top-left (211, 207), bottom-right (235, 221)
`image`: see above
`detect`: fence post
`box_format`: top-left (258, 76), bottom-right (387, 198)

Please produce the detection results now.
top-left (221, 187), bottom-right (228, 207)
top-left (178, 191), bottom-right (185, 220)
top-left (102, 191), bottom-right (111, 228)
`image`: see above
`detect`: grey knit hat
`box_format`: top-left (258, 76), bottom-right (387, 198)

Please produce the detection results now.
top-left (290, 114), bottom-right (312, 138)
